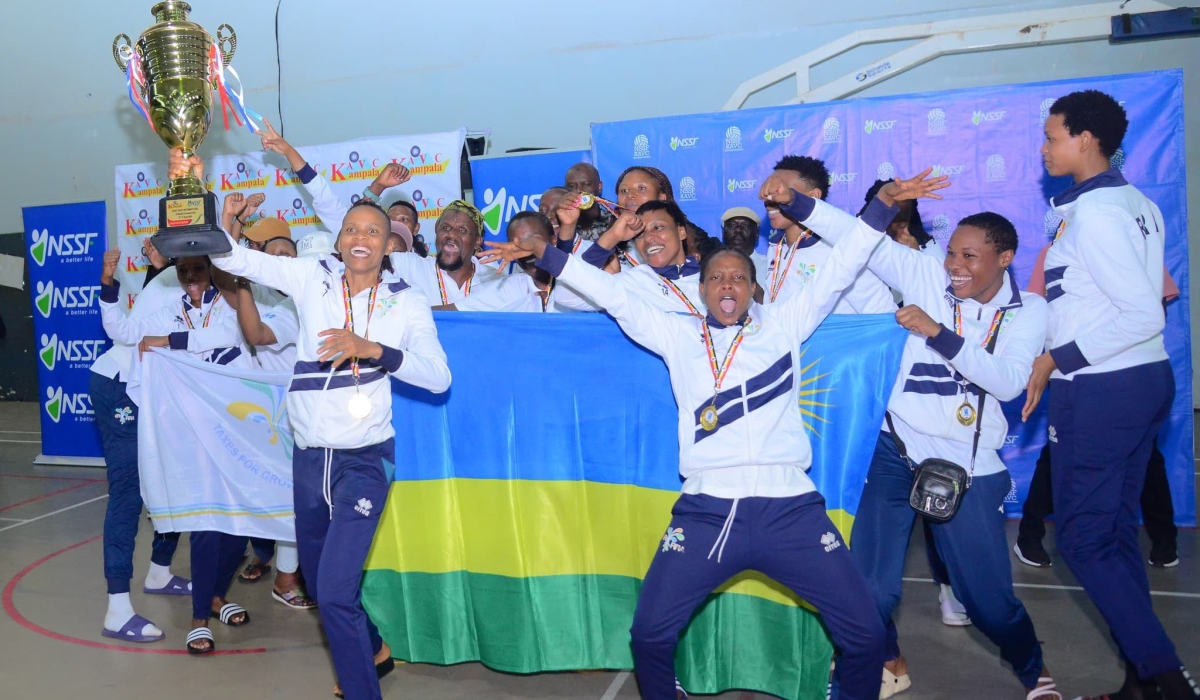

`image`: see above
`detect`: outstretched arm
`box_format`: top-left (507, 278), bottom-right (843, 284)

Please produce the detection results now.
top-left (257, 118), bottom-right (348, 230)
top-left (486, 237), bottom-right (681, 355)
top-left (765, 190), bottom-right (894, 343)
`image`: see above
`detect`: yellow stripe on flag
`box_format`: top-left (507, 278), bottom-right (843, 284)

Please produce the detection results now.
top-left (366, 479), bottom-right (855, 609)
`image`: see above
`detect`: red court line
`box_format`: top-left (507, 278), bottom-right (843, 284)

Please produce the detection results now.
top-left (0, 474), bottom-right (101, 482)
top-left (0, 480), bottom-right (103, 513)
top-left (3, 534), bottom-right (266, 656)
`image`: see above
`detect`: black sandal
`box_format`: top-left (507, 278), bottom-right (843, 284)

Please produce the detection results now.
top-left (238, 561), bottom-right (271, 583)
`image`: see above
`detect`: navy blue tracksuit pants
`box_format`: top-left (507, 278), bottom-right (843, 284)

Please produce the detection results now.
top-left (294, 440), bottom-right (393, 700)
top-left (90, 371), bottom-right (180, 595)
top-left (630, 492), bottom-right (884, 700)
top-left (190, 531), bottom-right (245, 619)
top-left (850, 433), bottom-right (1044, 689)
top-left (1049, 361), bottom-right (1181, 679)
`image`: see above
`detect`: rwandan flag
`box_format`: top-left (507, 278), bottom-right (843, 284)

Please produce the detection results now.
top-left (363, 312), bottom-right (906, 700)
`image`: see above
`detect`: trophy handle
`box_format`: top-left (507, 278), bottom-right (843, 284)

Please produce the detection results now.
top-left (216, 24), bottom-right (236, 67)
top-left (112, 33), bottom-right (134, 72)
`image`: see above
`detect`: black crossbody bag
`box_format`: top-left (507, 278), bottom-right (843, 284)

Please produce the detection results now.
top-left (884, 320), bottom-right (1001, 524)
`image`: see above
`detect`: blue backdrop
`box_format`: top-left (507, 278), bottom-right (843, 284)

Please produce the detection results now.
top-left (21, 201), bottom-right (110, 463)
top-left (591, 70), bottom-right (1194, 525)
top-left (472, 149), bottom-right (591, 243)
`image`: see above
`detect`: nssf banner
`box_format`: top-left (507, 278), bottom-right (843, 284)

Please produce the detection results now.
top-left (471, 149), bottom-right (591, 243)
top-left (591, 70), bottom-right (1194, 525)
top-left (113, 129), bottom-right (465, 302)
top-left (21, 201), bottom-right (109, 465)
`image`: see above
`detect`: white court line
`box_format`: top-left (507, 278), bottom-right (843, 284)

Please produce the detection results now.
top-left (0, 431), bottom-right (40, 435)
top-left (0, 440), bottom-right (41, 444)
top-left (0, 495), bottom-right (108, 534)
top-left (600, 671), bottom-right (630, 700)
top-left (0, 516), bottom-right (27, 522)
top-left (903, 576), bottom-right (1200, 600)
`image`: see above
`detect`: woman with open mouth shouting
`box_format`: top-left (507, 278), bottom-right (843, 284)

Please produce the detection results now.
top-left (482, 170), bottom-right (945, 700)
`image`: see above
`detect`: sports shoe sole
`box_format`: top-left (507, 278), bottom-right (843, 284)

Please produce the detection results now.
top-left (1014, 542), bottom-right (1052, 568)
top-left (1149, 557), bottom-right (1180, 568)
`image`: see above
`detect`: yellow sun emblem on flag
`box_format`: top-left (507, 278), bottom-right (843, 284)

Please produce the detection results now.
top-left (798, 350), bottom-right (833, 438)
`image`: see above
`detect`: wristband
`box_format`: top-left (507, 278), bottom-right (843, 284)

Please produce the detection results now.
top-left (361, 187), bottom-right (382, 203)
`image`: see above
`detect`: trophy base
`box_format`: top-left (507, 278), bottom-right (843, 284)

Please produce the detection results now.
top-left (153, 190), bottom-right (232, 258)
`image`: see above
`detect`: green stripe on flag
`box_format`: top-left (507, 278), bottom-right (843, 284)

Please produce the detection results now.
top-left (362, 569), bottom-right (831, 699)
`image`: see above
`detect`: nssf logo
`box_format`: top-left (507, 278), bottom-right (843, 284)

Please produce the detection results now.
top-left (864, 119), bottom-right (897, 134)
top-left (39, 333), bottom-right (108, 371)
top-left (28, 229), bottom-right (100, 267)
top-left (669, 136), bottom-right (699, 151)
top-left (726, 178), bottom-right (757, 193)
top-left (33, 281), bottom-right (102, 319)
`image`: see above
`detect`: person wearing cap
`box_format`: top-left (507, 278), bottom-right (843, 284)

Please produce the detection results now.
top-left (721, 206), bottom-right (769, 293)
top-left (256, 120), bottom-right (498, 307)
top-left (389, 220), bottom-right (413, 254)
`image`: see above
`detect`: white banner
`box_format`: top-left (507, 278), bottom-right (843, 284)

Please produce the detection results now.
top-left (113, 129), bottom-right (466, 304)
top-left (126, 350), bottom-right (296, 541)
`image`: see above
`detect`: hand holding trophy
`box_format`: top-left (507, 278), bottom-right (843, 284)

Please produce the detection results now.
top-left (113, 2), bottom-right (258, 257)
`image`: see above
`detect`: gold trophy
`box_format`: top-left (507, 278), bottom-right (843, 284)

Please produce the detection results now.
top-left (113, 2), bottom-right (237, 256)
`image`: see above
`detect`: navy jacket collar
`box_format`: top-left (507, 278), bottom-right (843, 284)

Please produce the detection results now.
top-left (653, 256), bottom-right (700, 280)
top-left (768, 229), bottom-right (821, 250)
top-left (705, 311), bottom-right (749, 329)
top-left (1053, 168), bottom-right (1127, 206)
top-left (943, 270), bottom-right (1022, 310)
top-left (183, 284), bottom-right (219, 307)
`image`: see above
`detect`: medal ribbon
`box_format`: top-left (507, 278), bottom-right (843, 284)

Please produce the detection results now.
top-left (341, 274), bottom-right (380, 385)
top-left (951, 304), bottom-right (1005, 403)
top-left (702, 321), bottom-right (747, 395)
top-left (538, 279), bottom-right (555, 313)
top-left (952, 305), bottom-right (1005, 348)
top-left (1053, 219), bottom-right (1066, 242)
top-left (436, 268), bottom-right (472, 305)
top-left (618, 249), bottom-right (640, 267)
top-left (767, 232), bottom-right (811, 302)
top-left (661, 277), bottom-right (701, 317)
top-left (181, 291), bottom-right (217, 330)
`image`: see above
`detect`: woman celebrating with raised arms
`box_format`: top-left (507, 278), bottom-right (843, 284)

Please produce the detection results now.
top-left (484, 169), bottom-right (946, 700)
top-left (170, 149), bottom-right (450, 700)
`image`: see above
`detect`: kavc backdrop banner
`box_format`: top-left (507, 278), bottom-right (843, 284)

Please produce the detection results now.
top-left (363, 313), bottom-right (907, 700)
top-left (590, 70), bottom-right (1194, 525)
top-left (20, 201), bottom-right (109, 465)
top-left (470, 149), bottom-right (591, 243)
top-left (113, 130), bottom-right (465, 303)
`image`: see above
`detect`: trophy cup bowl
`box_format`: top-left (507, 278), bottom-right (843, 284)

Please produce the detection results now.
top-left (114, 1), bottom-right (236, 257)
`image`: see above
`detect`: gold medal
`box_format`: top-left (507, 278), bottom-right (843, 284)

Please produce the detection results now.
top-left (348, 392), bottom-right (372, 420)
top-left (577, 193), bottom-right (595, 210)
top-left (956, 399), bottom-right (976, 427)
top-left (699, 404), bottom-right (719, 431)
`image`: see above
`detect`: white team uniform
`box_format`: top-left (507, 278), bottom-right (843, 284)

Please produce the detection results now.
top-left (211, 235), bottom-right (451, 450)
top-left (1043, 170), bottom-right (1167, 378)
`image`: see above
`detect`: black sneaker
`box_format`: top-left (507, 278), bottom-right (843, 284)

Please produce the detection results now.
top-left (1153, 666), bottom-right (1199, 699)
top-left (1014, 539), bottom-right (1052, 568)
top-left (1149, 547), bottom-right (1179, 568)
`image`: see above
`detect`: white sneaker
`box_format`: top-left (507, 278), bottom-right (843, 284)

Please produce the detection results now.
top-left (939, 584), bottom-right (972, 627)
top-left (880, 667), bottom-right (911, 699)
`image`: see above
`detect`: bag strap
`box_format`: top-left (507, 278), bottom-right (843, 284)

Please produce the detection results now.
top-left (965, 310), bottom-right (1005, 485)
top-left (884, 411), bottom-right (914, 470)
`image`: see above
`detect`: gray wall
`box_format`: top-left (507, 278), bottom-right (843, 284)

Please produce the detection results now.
top-left (0, 0), bottom-right (1196, 396)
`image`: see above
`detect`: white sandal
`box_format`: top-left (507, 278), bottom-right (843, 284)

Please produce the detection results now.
top-left (880, 667), bottom-right (912, 699)
top-left (1027, 676), bottom-right (1062, 700)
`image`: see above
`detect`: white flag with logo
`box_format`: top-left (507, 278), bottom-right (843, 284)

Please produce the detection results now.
top-left (126, 350), bottom-right (296, 540)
